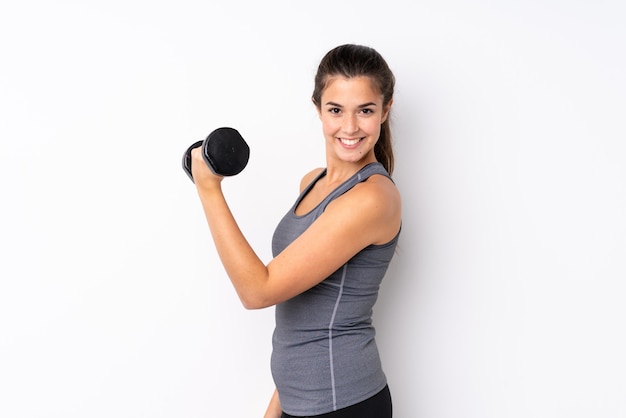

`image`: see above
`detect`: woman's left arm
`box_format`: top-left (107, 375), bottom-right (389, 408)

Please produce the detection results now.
top-left (191, 148), bottom-right (401, 310)
top-left (191, 147), bottom-right (270, 309)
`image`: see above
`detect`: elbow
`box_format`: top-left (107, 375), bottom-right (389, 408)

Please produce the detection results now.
top-left (236, 272), bottom-right (275, 310)
top-left (235, 275), bottom-right (276, 310)
top-left (239, 293), bottom-right (274, 310)
top-left (241, 298), bottom-right (262, 310)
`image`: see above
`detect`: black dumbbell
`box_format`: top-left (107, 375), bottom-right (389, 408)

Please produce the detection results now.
top-left (182, 127), bottom-right (250, 182)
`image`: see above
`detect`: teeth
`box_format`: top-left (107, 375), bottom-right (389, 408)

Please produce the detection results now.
top-left (340, 138), bottom-right (360, 146)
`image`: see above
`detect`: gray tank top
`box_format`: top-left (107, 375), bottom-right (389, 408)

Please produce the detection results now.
top-left (271, 162), bottom-right (400, 416)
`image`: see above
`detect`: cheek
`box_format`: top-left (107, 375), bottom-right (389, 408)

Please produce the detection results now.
top-left (321, 116), bottom-right (339, 135)
top-left (364, 119), bottom-right (383, 136)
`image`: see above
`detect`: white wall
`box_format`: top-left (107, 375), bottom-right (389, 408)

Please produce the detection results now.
top-left (1, 1), bottom-right (624, 417)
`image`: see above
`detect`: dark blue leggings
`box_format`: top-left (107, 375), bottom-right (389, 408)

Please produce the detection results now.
top-left (281, 385), bottom-right (392, 418)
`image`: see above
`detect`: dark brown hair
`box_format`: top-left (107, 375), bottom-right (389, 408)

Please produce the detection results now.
top-left (312, 44), bottom-right (396, 174)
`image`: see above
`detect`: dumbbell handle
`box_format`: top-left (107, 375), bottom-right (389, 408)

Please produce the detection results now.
top-left (182, 140), bottom-right (204, 183)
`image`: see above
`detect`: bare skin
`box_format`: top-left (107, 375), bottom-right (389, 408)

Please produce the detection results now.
top-left (264, 388), bottom-right (281, 418)
top-left (191, 76), bottom-right (401, 415)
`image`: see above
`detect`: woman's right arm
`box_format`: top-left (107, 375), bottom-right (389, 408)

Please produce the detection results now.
top-left (263, 388), bottom-right (281, 418)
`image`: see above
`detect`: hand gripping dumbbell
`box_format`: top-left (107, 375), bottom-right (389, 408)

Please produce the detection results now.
top-left (182, 127), bottom-right (250, 182)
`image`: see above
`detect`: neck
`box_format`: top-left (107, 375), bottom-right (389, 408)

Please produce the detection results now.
top-left (324, 156), bottom-right (378, 187)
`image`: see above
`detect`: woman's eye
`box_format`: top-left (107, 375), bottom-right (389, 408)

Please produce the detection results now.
top-left (329, 107), bottom-right (341, 114)
top-left (361, 108), bottom-right (373, 115)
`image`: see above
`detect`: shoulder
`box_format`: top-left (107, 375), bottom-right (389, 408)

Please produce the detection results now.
top-left (350, 174), bottom-right (401, 215)
top-left (329, 174), bottom-right (401, 244)
top-left (299, 167), bottom-right (325, 193)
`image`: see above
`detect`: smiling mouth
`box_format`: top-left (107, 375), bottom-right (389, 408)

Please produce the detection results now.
top-left (339, 138), bottom-right (362, 146)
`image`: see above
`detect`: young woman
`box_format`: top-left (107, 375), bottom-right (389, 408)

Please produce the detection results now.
top-left (190, 44), bottom-right (401, 418)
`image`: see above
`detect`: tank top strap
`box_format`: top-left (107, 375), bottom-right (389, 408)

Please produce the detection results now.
top-left (320, 162), bottom-right (391, 211)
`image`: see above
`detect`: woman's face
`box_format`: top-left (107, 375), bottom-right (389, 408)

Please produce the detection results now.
top-left (318, 76), bottom-right (391, 166)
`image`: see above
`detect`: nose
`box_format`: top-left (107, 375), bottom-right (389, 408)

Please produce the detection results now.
top-left (343, 114), bottom-right (359, 134)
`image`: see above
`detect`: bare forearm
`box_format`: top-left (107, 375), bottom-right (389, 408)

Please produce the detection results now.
top-left (197, 185), bottom-right (269, 308)
top-left (264, 388), bottom-right (281, 418)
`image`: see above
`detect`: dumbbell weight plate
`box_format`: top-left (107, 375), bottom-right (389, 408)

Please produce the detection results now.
top-left (182, 127), bottom-right (250, 182)
top-left (203, 127), bottom-right (249, 177)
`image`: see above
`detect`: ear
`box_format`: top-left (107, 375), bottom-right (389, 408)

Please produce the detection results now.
top-left (381, 99), bottom-right (393, 124)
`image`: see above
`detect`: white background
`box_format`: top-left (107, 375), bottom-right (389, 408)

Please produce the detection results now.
top-left (1, 1), bottom-right (624, 417)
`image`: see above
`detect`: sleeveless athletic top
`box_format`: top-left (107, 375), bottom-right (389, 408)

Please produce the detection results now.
top-left (271, 162), bottom-right (400, 416)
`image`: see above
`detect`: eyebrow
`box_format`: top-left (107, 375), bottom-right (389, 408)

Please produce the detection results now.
top-left (324, 101), bottom-right (378, 108)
